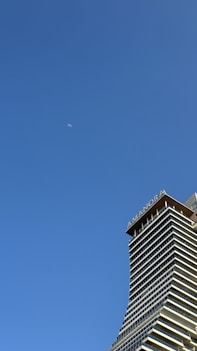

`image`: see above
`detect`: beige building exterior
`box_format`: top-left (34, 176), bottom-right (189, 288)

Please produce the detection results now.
top-left (109, 191), bottom-right (197, 351)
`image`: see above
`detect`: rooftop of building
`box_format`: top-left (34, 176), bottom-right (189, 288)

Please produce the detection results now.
top-left (126, 191), bottom-right (197, 237)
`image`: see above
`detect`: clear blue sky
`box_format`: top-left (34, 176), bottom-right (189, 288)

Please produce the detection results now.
top-left (0, 1), bottom-right (197, 350)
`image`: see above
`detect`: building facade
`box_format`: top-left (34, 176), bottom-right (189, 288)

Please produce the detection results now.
top-left (109, 191), bottom-right (197, 351)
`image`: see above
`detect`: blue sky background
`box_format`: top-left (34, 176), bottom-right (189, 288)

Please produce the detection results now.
top-left (1, 1), bottom-right (197, 350)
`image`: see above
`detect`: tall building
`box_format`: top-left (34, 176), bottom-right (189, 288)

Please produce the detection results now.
top-left (109, 191), bottom-right (197, 351)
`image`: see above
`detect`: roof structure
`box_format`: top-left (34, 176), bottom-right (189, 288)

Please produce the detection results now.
top-left (126, 192), bottom-right (196, 236)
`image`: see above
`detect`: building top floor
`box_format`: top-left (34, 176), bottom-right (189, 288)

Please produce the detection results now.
top-left (126, 191), bottom-right (197, 237)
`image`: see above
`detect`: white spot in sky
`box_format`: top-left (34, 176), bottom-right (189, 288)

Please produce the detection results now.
top-left (67, 123), bottom-right (73, 128)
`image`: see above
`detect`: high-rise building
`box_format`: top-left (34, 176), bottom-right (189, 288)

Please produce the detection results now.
top-left (109, 191), bottom-right (197, 351)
